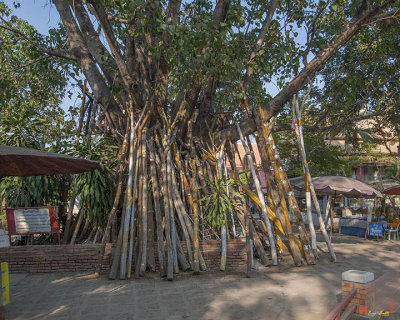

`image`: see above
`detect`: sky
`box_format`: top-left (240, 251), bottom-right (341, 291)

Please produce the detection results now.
top-left (4, 1), bottom-right (61, 35)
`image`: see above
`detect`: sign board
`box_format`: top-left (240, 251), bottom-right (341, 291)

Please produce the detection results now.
top-left (0, 230), bottom-right (9, 248)
top-left (1, 262), bottom-right (9, 306)
top-left (369, 222), bottom-right (383, 237)
top-left (6, 207), bottom-right (59, 242)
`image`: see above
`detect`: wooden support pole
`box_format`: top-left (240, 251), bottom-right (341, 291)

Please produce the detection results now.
top-left (236, 123), bottom-right (278, 265)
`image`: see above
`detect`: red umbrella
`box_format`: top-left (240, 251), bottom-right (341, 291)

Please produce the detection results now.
top-left (0, 145), bottom-right (99, 177)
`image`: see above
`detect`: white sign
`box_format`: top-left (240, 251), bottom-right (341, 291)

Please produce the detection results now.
top-left (0, 229), bottom-right (9, 248)
top-left (14, 208), bottom-right (51, 233)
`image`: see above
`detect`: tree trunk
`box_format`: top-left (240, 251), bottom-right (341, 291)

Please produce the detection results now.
top-left (78, 215), bottom-right (90, 241)
top-left (62, 192), bottom-right (77, 244)
top-left (120, 115), bottom-right (139, 280)
top-left (237, 124), bottom-right (278, 265)
top-left (149, 140), bottom-right (166, 277)
top-left (159, 141), bottom-right (174, 280)
top-left (146, 193), bottom-right (156, 272)
top-left (109, 191), bottom-right (128, 280)
top-left (70, 208), bottom-right (84, 245)
top-left (139, 126), bottom-right (148, 276)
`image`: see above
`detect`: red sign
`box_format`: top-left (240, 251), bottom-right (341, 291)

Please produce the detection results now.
top-left (6, 207), bottom-right (60, 241)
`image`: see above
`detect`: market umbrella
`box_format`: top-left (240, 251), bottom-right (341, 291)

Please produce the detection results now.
top-left (0, 145), bottom-right (100, 177)
top-left (293, 175), bottom-right (382, 198)
top-left (382, 185), bottom-right (400, 195)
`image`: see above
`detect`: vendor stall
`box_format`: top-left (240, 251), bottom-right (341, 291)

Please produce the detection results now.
top-left (339, 217), bottom-right (389, 238)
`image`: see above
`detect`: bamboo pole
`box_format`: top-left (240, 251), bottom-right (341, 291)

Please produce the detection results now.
top-left (127, 143), bottom-right (140, 279)
top-left (95, 127), bottom-right (129, 276)
top-left (85, 226), bottom-right (95, 243)
top-left (252, 135), bottom-right (286, 254)
top-left (223, 156), bottom-right (236, 238)
top-left (109, 191), bottom-right (128, 279)
top-left (236, 123), bottom-right (278, 265)
top-left (225, 145), bottom-right (271, 265)
top-left (139, 126), bottom-right (149, 276)
top-left (175, 228), bottom-right (191, 271)
top-left (237, 193), bottom-right (271, 265)
top-left (78, 215), bottom-right (90, 241)
top-left (245, 212), bottom-right (251, 277)
top-left (175, 158), bottom-right (207, 271)
top-left (70, 208), bottom-right (84, 244)
top-left (267, 134), bottom-right (316, 264)
top-left (134, 139), bottom-right (144, 279)
top-left (149, 140), bottom-right (167, 277)
top-left (171, 167), bottom-right (194, 270)
top-left (159, 141), bottom-right (174, 280)
top-left (120, 113), bottom-right (139, 280)
top-left (167, 148), bottom-right (179, 274)
top-left (91, 226), bottom-right (98, 243)
top-left (233, 142), bottom-right (245, 171)
top-left (189, 159), bottom-right (201, 273)
top-left (62, 192), bottom-right (77, 244)
top-left (147, 193), bottom-right (156, 272)
top-left (263, 137), bottom-right (305, 265)
top-left (257, 108), bottom-right (315, 264)
top-left (215, 148), bottom-right (227, 271)
top-left (252, 110), bottom-right (304, 264)
top-left (291, 97), bottom-right (317, 257)
top-left (290, 94), bottom-right (334, 261)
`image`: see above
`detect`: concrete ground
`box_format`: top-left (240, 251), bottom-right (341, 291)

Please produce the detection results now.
top-left (5, 234), bottom-right (400, 320)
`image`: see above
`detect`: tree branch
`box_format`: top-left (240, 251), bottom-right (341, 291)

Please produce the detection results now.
top-left (0, 19), bottom-right (76, 60)
top-left (215, 0), bottom-right (396, 143)
top-left (86, 0), bottom-right (139, 110)
top-left (241, 0), bottom-right (279, 88)
top-left (52, 0), bottom-right (124, 133)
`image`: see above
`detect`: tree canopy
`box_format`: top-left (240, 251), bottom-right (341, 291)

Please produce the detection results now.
top-left (1, 0), bottom-right (397, 145)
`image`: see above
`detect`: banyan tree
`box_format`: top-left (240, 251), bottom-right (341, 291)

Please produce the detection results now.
top-left (3, 0), bottom-right (399, 279)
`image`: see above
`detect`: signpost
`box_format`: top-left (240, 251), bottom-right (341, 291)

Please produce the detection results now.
top-left (0, 262), bottom-right (9, 320)
top-left (5, 207), bottom-right (60, 244)
top-left (369, 222), bottom-right (383, 237)
top-left (1, 262), bottom-right (9, 306)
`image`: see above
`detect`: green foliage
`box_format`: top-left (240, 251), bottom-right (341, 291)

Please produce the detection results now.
top-left (71, 136), bottom-right (118, 226)
top-left (0, 3), bottom-right (68, 114)
top-left (0, 175), bottom-right (67, 208)
top-left (276, 131), bottom-right (352, 178)
top-left (200, 175), bottom-right (241, 230)
top-left (0, 2), bottom-right (74, 150)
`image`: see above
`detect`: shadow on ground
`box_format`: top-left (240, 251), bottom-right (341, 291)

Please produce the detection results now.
top-left (5, 234), bottom-right (400, 320)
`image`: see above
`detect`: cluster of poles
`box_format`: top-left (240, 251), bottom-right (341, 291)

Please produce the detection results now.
top-left (92, 92), bottom-right (336, 281)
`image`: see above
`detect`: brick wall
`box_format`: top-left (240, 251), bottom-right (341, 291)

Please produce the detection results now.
top-left (197, 240), bottom-right (247, 271)
top-left (0, 244), bottom-right (112, 273)
top-left (0, 240), bottom-right (247, 274)
top-left (342, 280), bottom-right (375, 315)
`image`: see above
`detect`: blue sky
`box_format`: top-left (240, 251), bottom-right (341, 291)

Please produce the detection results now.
top-left (4, 1), bottom-right (61, 35)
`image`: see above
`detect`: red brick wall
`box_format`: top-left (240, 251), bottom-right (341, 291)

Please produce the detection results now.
top-left (342, 280), bottom-right (375, 315)
top-left (198, 240), bottom-right (247, 271)
top-left (0, 244), bottom-right (112, 273)
top-left (0, 240), bottom-right (247, 274)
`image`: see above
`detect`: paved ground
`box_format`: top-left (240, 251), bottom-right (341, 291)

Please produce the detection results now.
top-left (5, 234), bottom-right (400, 320)
top-left (374, 271), bottom-right (400, 314)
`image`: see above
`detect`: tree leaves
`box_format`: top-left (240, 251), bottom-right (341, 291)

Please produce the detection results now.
top-left (199, 175), bottom-right (241, 230)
